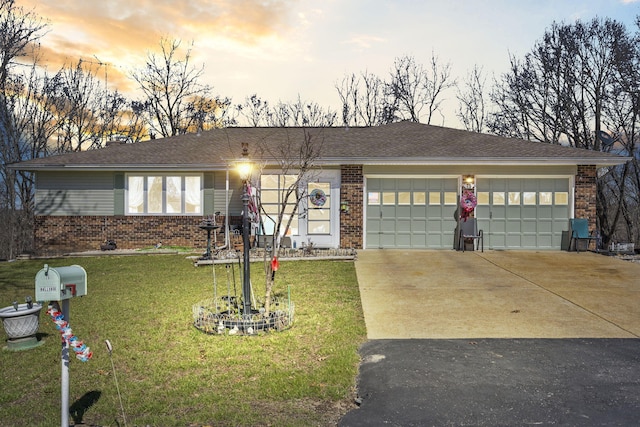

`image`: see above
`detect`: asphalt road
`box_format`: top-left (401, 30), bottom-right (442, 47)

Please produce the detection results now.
top-left (339, 338), bottom-right (640, 426)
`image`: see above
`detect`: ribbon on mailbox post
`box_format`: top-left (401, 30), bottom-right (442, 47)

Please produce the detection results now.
top-left (47, 305), bottom-right (93, 362)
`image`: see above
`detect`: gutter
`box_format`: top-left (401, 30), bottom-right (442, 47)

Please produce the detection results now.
top-left (9, 154), bottom-right (631, 172)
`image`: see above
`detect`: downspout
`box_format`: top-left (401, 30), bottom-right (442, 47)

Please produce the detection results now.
top-left (214, 167), bottom-right (231, 251)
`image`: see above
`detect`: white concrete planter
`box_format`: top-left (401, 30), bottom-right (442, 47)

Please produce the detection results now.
top-left (0, 303), bottom-right (43, 347)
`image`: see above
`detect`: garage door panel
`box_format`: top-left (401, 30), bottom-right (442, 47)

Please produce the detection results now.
top-left (491, 206), bottom-right (507, 219)
top-left (537, 234), bottom-right (553, 247)
top-left (477, 178), bottom-right (570, 250)
top-left (366, 177), bottom-right (457, 248)
top-left (396, 233), bottom-right (411, 247)
top-left (522, 206), bottom-right (537, 218)
top-left (411, 234), bottom-right (427, 247)
top-left (381, 205), bottom-right (396, 216)
top-left (506, 221), bottom-right (522, 232)
top-left (380, 233), bottom-right (396, 248)
top-left (537, 220), bottom-right (552, 233)
top-left (397, 206), bottom-right (411, 216)
top-left (507, 206), bottom-right (521, 217)
top-left (521, 220), bottom-right (537, 233)
top-left (412, 219), bottom-right (427, 232)
top-left (506, 234), bottom-right (522, 247)
top-left (538, 206), bottom-right (553, 217)
top-left (397, 218), bottom-right (411, 232)
top-left (412, 206), bottom-right (426, 216)
top-left (491, 232), bottom-right (507, 248)
top-left (381, 218), bottom-right (396, 233)
top-left (521, 233), bottom-right (538, 247)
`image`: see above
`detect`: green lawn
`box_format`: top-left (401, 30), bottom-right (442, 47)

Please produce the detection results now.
top-left (0, 255), bottom-right (366, 426)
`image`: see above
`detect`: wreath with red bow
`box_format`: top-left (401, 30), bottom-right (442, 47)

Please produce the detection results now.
top-left (459, 190), bottom-right (477, 221)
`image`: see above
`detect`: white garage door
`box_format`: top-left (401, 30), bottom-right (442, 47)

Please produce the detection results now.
top-left (475, 178), bottom-right (570, 249)
top-left (366, 178), bottom-right (459, 249)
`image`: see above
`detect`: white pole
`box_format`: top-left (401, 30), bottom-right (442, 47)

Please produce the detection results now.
top-left (61, 299), bottom-right (70, 427)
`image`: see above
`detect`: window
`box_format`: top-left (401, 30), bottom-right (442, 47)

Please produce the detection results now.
top-left (555, 192), bottom-right (569, 205)
top-left (308, 182), bottom-right (331, 234)
top-left (382, 192), bottom-right (396, 205)
top-left (413, 192), bottom-right (426, 205)
top-left (444, 192), bottom-right (458, 205)
top-left (368, 192), bottom-right (380, 205)
top-left (260, 174), bottom-right (299, 236)
top-left (398, 192), bottom-right (411, 205)
top-left (127, 175), bottom-right (201, 215)
top-left (476, 192), bottom-right (490, 205)
top-left (523, 192), bottom-right (536, 205)
top-left (493, 192), bottom-right (505, 205)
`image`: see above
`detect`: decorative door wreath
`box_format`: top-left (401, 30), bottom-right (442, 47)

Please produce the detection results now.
top-left (309, 188), bottom-right (327, 207)
top-left (459, 190), bottom-right (477, 221)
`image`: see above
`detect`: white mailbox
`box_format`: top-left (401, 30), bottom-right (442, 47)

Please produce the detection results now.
top-left (35, 264), bottom-right (87, 302)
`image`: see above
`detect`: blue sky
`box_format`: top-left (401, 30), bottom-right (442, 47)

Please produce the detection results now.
top-left (17, 0), bottom-right (640, 128)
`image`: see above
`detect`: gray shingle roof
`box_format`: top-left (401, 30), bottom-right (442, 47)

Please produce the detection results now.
top-left (12, 121), bottom-right (629, 171)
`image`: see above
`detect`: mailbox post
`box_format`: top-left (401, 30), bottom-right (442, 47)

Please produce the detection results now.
top-left (35, 264), bottom-right (87, 427)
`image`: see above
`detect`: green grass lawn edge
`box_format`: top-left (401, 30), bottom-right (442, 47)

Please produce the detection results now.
top-left (0, 255), bottom-right (367, 426)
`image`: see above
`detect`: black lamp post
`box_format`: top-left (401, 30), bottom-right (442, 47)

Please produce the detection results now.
top-left (237, 143), bottom-right (253, 318)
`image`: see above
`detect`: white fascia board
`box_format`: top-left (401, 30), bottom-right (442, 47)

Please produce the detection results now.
top-left (319, 156), bottom-right (631, 167)
top-left (20, 164), bottom-right (228, 172)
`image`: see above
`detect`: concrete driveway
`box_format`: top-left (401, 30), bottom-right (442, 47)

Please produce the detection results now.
top-left (355, 250), bottom-right (640, 339)
top-left (340, 250), bottom-right (640, 426)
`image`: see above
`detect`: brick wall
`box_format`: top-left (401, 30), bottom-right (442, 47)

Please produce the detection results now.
top-left (575, 165), bottom-right (597, 233)
top-left (34, 215), bottom-right (241, 256)
top-left (340, 165), bottom-right (363, 249)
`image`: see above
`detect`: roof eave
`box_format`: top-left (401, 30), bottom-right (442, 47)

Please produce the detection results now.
top-left (11, 164), bottom-right (230, 172)
top-left (319, 156), bottom-right (632, 167)
top-left (12, 156), bottom-right (631, 172)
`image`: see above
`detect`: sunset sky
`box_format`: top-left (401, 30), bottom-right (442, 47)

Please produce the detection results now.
top-left (15, 0), bottom-right (640, 128)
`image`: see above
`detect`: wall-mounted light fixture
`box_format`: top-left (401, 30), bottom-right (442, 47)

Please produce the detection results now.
top-left (340, 200), bottom-right (350, 213)
top-left (462, 175), bottom-right (475, 190)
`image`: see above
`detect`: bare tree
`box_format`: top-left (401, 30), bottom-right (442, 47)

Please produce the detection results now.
top-left (0, 0), bottom-right (47, 91)
top-left (489, 17), bottom-right (639, 247)
top-left (52, 60), bottom-right (107, 152)
top-left (251, 129), bottom-right (324, 315)
top-left (237, 94), bottom-right (270, 127)
top-left (285, 96), bottom-right (337, 126)
top-left (456, 65), bottom-right (488, 132)
top-left (0, 0), bottom-right (48, 259)
top-left (336, 71), bottom-right (394, 126)
top-left (387, 53), bottom-right (456, 124)
top-left (101, 90), bottom-right (147, 143)
top-left (130, 38), bottom-right (212, 138)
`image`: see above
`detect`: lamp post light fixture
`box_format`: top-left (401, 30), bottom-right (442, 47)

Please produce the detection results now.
top-left (237, 143), bottom-right (253, 319)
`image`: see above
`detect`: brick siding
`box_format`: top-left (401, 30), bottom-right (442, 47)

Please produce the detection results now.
top-left (34, 215), bottom-right (241, 256)
top-left (575, 165), bottom-right (597, 232)
top-left (340, 165), bottom-right (364, 249)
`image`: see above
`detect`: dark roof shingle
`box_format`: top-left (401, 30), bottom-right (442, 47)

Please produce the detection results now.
top-left (12, 121), bottom-right (629, 171)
